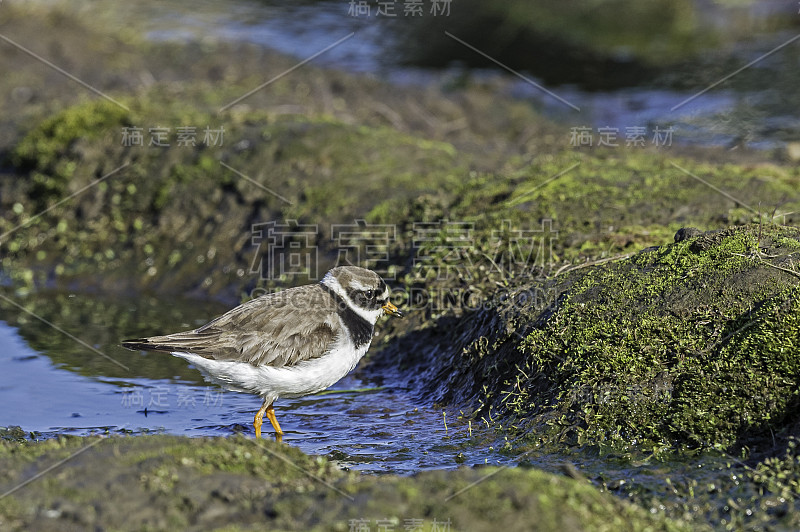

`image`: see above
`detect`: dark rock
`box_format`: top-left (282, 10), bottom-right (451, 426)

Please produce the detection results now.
top-left (674, 227), bottom-right (702, 243)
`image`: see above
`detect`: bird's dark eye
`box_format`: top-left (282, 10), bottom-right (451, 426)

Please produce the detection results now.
top-left (365, 290), bottom-right (374, 299)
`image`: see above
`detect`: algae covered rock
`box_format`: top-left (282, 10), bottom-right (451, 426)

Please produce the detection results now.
top-left (0, 98), bottom-right (466, 300)
top-left (0, 433), bottom-right (688, 531)
top-left (376, 224), bottom-right (800, 454)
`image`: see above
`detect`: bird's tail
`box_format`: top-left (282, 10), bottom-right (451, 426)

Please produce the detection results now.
top-left (121, 331), bottom-right (208, 353)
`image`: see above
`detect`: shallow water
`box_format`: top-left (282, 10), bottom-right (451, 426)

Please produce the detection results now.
top-left (58, 0), bottom-right (800, 150)
top-left (0, 293), bottom-right (511, 475)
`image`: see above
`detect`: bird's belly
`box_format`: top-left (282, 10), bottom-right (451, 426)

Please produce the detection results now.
top-left (172, 338), bottom-right (370, 400)
top-left (267, 341), bottom-right (370, 398)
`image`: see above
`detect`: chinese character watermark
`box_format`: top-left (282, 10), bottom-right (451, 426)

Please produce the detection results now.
top-left (413, 221), bottom-right (475, 281)
top-left (121, 125), bottom-right (224, 147)
top-left (347, 517), bottom-right (451, 532)
top-left (248, 219), bottom-right (560, 312)
top-left (569, 126), bottom-right (674, 148)
top-left (121, 386), bottom-right (223, 409)
top-left (250, 220), bottom-right (319, 282)
top-left (652, 125), bottom-right (674, 147)
top-left (491, 219), bottom-right (558, 276)
top-left (331, 219), bottom-right (397, 279)
top-left (348, 0), bottom-right (451, 17)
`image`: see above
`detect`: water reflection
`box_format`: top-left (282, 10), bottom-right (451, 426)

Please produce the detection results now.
top-left (137, 0), bottom-right (800, 149)
top-left (26, 0), bottom-right (800, 148)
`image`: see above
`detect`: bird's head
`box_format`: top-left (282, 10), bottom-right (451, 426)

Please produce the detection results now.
top-left (322, 266), bottom-right (403, 323)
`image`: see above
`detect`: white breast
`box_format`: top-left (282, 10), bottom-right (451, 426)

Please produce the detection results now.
top-left (172, 325), bottom-right (370, 402)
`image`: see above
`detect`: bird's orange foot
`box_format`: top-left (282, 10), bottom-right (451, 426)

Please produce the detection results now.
top-left (266, 404), bottom-right (284, 436)
top-left (254, 401), bottom-right (283, 440)
top-left (254, 402), bottom-right (269, 439)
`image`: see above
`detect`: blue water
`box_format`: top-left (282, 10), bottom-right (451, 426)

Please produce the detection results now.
top-left (0, 319), bottom-right (509, 474)
top-left (135, 0), bottom-right (798, 150)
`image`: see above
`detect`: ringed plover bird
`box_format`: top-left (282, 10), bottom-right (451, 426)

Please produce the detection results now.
top-left (122, 266), bottom-right (403, 438)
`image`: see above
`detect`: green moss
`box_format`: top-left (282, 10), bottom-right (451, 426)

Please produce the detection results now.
top-left (750, 438), bottom-right (800, 500)
top-left (11, 99), bottom-right (130, 174)
top-left (0, 93), bottom-right (472, 298)
top-left (369, 223), bottom-right (800, 529)
top-left (0, 434), bottom-right (689, 531)
top-left (378, 224), bottom-right (800, 454)
top-left (511, 225), bottom-right (800, 450)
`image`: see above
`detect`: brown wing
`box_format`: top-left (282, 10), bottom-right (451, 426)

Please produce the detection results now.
top-left (122, 284), bottom-right (339, 367)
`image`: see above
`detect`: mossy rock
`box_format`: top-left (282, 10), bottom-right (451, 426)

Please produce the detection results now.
top-left (0, 433), bottom-right (689, 531)
top-left (376, 223), bottom-right (800, 454)
top-left (0, 98), bottom-right (466, 300)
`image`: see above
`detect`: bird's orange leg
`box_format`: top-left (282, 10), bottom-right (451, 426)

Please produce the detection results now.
top-left (254, 401), bottom-right (270, 439)
top-left (265, 403), bottom-right (284, 436)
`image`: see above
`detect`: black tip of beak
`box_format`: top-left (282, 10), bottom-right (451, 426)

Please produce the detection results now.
top-left (382, 302), bottom-right (404, 318)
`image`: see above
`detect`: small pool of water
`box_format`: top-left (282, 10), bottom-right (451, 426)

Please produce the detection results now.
top-left (34, 0), bottom-right (800, 150)
top-left (0, 295), bottom-right (511, 475)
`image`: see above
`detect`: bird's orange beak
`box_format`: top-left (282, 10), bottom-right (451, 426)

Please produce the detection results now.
top-left (381, 301), bottom-right (404, 318)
